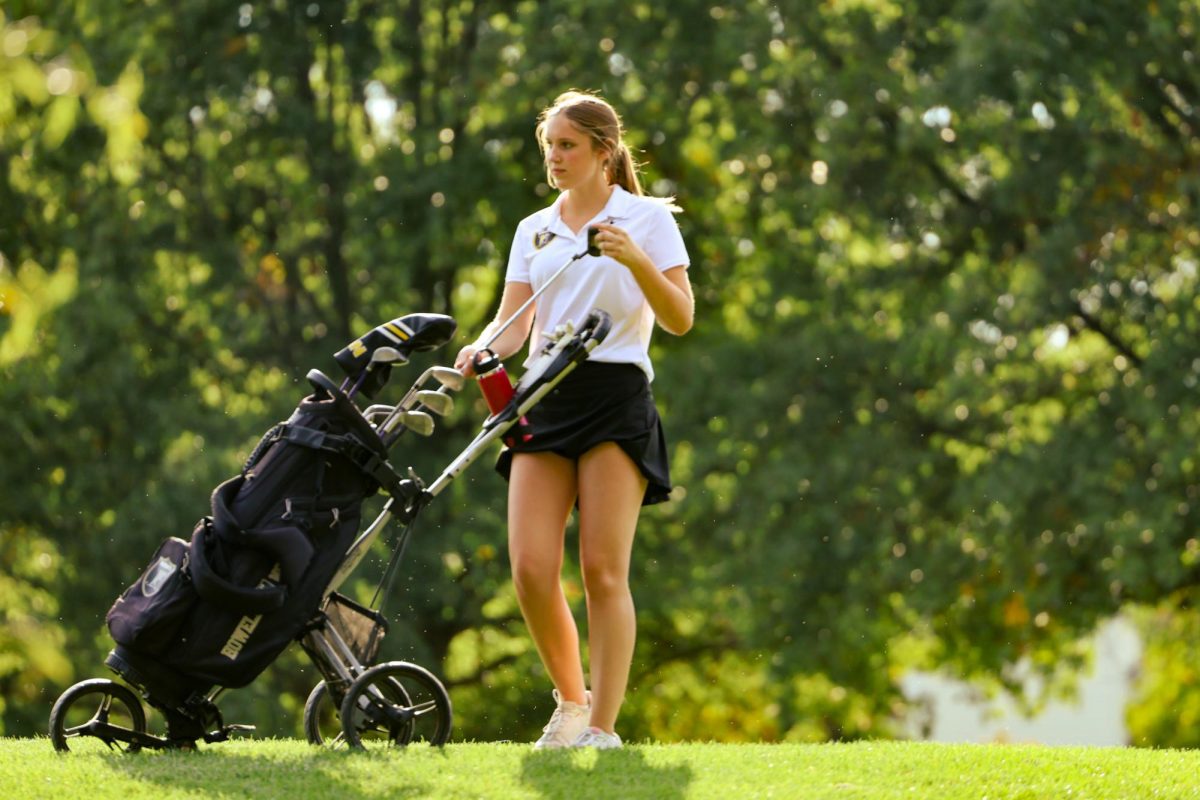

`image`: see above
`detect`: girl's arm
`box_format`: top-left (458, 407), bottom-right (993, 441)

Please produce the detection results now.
top-left (590, 222), bottom-right (694, 335)
top-left (453, 281), bottom-right (535, 375)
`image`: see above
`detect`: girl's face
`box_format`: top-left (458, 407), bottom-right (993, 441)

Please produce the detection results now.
top-left (542, 113), bottom-right (608, 191)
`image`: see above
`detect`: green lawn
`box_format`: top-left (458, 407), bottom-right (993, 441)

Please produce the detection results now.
top-left (1, 738), bottom-right (1198, 799)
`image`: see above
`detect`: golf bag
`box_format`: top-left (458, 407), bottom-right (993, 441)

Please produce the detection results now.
top-left (101, 317), bottom-right (449, 742)
top-left (106, 387), bottom-right (408, 687)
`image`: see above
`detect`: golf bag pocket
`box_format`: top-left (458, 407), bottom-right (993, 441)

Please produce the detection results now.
top-left (106, 536), bottom-right (199, 657)
top-left (230, 437), bottom-right (322, 530)
top-left (188, 516), bottom-right (291, 615)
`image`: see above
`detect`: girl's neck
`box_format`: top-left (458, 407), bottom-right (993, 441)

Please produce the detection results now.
top-left (561, 181), bottom-right (615, 228)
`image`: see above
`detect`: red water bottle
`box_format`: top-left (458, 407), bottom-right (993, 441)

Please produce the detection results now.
top-left (472, 350), bottom-right (533, 447)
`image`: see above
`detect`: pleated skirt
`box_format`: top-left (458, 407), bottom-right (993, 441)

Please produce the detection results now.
top-left (494, 361), bottom-right (673, 506)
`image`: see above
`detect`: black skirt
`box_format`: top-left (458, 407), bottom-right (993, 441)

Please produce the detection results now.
top-left (494, 361), bottom-right (673, 506)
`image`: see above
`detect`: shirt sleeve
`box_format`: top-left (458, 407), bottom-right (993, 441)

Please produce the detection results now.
top-left (642, 202), bottom-right (690, 273)
top-left (504, 220), bottom-right (532, 284)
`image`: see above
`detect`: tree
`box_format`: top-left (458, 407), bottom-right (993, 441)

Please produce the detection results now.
top-left (2, 0), bottom-right (1197, 744)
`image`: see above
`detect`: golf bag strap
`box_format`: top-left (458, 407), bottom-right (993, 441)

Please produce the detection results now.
top-left (188, 519), bottom-right (288, 614)
top-left (241, 423), bottom-right (285, 475)
top-left (279, 424), bottom-right (405, 495)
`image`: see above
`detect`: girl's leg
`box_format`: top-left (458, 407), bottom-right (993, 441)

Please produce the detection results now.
top-left (576, 442), bottom-right (648, 733)
top-left (508, 451), bottom-right (587, 704)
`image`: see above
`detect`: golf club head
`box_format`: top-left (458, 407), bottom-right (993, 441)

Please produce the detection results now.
top-left (369, 346), bottom-right (405, 366)
top-left (430, 366), bottom-right (466, 392)
top-left (396, 410), bottom-right (435, 437)
top-left (362, 403), bottom-right (396, 426)
top-left (334, 313), bottom-right (458, 399)
top-left (415, 390), bottom-right (454, 417)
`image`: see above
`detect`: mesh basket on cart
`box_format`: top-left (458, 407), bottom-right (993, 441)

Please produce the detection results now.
top-left (324, 593), bottom-right (387, 664)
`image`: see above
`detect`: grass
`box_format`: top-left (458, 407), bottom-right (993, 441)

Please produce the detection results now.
top-left (1, 737), bottom-right (1199, 799)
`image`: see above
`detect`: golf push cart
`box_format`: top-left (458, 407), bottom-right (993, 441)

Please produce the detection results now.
top-left (47, 306), bottom-right (612, 752)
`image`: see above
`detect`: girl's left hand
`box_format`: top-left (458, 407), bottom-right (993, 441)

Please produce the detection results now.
top-left (590, 222), bottom-right (649, 271)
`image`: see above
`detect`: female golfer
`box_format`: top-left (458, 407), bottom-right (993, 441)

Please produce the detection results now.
top-left (455, 90), bottom-right (693, 749)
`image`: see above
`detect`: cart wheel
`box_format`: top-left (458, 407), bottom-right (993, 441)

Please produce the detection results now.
top-left (303, 681), bottom-right (348, 746)
top-left (49, 679), bottom-right (147, 753)
top-left (339, 661), bottom-right (452, 749)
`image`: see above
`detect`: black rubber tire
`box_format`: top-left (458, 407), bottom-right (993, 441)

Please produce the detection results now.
top-left (302, 681), bottom-right (346, 746)
top-left (49, 679), bottom-right (147, 753)
top-left (338, 661), bottom-right (452, 749)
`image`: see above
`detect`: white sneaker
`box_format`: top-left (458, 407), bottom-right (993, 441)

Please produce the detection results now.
top-left (532, 689), bottom-right (591, 750)
top-left (572, 726), bottom-right (622, 749)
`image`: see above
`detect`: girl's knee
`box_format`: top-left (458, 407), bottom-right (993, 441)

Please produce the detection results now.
top-left (581, 560), bottom-right (629, 600)
top-left (511, 556), bottom-right (561, 600)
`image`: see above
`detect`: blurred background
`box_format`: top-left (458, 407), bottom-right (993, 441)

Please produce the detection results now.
top-left (2, 1), bottom-right (1198, 746)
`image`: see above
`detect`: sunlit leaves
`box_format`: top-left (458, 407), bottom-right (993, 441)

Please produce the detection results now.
top-left (0, 256), bottom-right (77, 366)
top-left (1, 0), bottom-right (1199, 744)
top-left (1126, 600), bottom-right (1200, 747)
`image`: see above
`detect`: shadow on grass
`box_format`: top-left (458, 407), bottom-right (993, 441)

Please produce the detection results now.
top-left (108, 747), bottom-right (436, 799)
top-left (520, 747), bottom-right (693, 800)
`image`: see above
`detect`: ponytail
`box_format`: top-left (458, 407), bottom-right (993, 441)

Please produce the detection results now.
top-left (609, 143), bottom-right (643, 196)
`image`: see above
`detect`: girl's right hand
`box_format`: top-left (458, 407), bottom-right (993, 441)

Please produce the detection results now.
top-left (454, 344), bottom-right (480, 377)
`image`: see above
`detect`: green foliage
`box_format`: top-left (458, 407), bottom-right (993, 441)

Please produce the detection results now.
top-left (0, 529), bottom-right (70, 729)
top-left (2, 1), bottom-right (1198, 744)
top-left (1127, 598), bottom-right (1200, 747)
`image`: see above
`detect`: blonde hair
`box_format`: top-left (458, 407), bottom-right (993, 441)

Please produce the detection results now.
top-left (536, 90), bottom-right (644, 196)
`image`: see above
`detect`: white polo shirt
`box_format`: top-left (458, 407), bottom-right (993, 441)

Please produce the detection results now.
top-left (504, 185), bottom-right (690, 381)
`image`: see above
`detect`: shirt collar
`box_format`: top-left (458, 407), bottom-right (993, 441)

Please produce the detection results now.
top-left (602, 185), bottom-right (636, 222)
top-left (547, 185), bottom-right (636, 236)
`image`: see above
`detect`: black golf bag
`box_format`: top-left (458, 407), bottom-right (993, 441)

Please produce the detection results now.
top-left (105, 390), bottom-right (409, 732)
top-left (102, 316), bottom-right (447, 742)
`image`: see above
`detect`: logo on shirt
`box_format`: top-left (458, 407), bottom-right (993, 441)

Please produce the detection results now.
top-left (533, 230), bottom-right (557, 250)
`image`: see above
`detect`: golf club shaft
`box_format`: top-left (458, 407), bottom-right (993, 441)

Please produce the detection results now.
top-left (371, 248), bottom-right (587, 441)
top-left (479, 248), bottom-right (587, 352)
top-left (377, 369), bottom-right (441, 446)
top-left (345, 369), bottom-right (370, 398)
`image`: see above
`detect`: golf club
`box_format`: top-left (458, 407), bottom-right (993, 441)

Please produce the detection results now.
top-left (334, 313), bottom-right (457, 399)
top-left (361, 403), bottom-right (397, 427)
top-left (377, 364), bottom-right (466, 444)
top-left (477, 226), bottom-right (601, 352)
top-left (346, 346), bottom-right (407, 397)
top-left (394, 409), bottom-right (434, 437)
top-left (414, 390), bottom-right (454, 417)
top-left (427, 366), bottom-right (466, 392)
